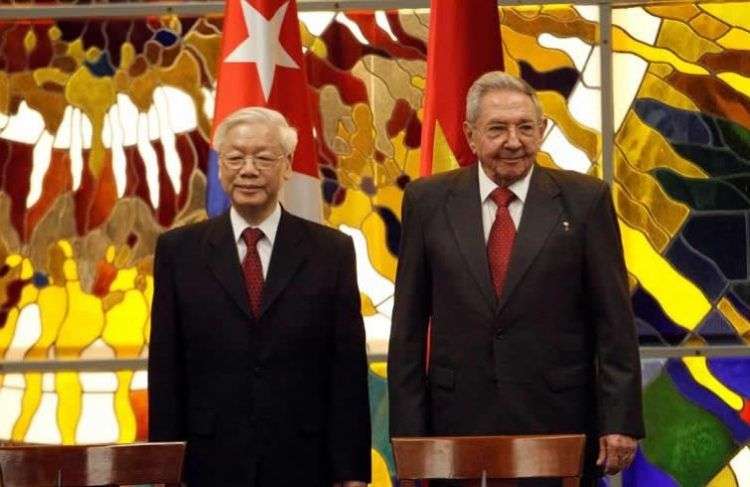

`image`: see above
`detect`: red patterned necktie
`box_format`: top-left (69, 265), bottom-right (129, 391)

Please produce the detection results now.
top-left (241, 227), bottom-right (265, 318)
top-left (487, 187), bottom-right (517, 297)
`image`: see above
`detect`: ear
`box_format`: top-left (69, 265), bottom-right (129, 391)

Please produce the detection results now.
top-left (463, 121), bottom-right (477, 153)
top-left (281, 157), bottom-right (293, 182)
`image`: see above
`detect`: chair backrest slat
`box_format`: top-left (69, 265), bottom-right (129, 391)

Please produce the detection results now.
top-left (0, 442), bottom-right (185, 487)
top-left (392, 434), bottom-right (585, 481)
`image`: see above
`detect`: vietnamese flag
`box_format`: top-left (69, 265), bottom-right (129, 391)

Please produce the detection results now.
top-left (207, 0), bottom-right (321, 221)
top-left (419, 0), bottom-right (504, 176)
top-left (419, 0), bottom-right (504, 377)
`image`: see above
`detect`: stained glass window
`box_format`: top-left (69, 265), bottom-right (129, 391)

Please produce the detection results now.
top-left (0, 3), bottom-right (749, 486)
top-left (614, 4), bottom-right (750, 485)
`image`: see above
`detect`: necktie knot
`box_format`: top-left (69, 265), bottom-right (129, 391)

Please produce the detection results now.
top-left (490, 187), bottom-right (515, 208)
top-left (242, 227), bottom-right (264, 247)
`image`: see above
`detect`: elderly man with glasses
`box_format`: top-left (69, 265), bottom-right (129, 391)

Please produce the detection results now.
top-left (388, 71), bottom-right (644, 486)
top-left (149, 107), bottom-right (371, 487)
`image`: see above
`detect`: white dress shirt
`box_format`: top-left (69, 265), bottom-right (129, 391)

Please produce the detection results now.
top-left (229, 204), bottom-right (281, 279)
top-left (478, 164), bottom-right (534, 243)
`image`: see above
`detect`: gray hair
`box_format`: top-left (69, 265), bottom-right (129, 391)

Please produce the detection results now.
top-left (212, 106), bottom-right (298, 155)
top-left (465, 71), bottom-right (544, 124)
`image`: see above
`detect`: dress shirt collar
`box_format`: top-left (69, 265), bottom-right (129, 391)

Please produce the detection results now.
top-left (478, 162), bottom-right (534, 204)
top-left (229, 203), bottom-right (282, 248)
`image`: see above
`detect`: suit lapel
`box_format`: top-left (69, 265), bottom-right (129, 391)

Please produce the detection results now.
top-left (260, 210), bottom-right (310, 317)
top-left (205, 213), bottom-right (253, 320)
top-left (444, 164), bottom-right (497, 315)
top-left (496, 166), bottom-right (562, 316)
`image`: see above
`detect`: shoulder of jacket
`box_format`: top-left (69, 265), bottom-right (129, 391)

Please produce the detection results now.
top-left (404, 166), bottom-right (468, 204)
top-left (287, 213), bottom-right (351, 249)
top-left (541, 166), bottom-right (607, 198)
top-left (156, 216), bottom-right (215, 249)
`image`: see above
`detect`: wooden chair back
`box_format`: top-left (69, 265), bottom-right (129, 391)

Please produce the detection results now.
top-left (392, 434), bottom-right (586, 487)
top-left (0, 441), bottom-right (185, 487)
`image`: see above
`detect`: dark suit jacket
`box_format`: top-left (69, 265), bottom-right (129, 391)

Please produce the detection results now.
top-left (148, 209), bottom-right (371, 487)
top-left (388, 164), bottom-right (644, 474)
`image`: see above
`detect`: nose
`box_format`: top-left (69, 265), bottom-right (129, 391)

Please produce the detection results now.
top-left (238, 159), bottom-right (261, 177)
top-left (504, 126), bottom-right (522, 149)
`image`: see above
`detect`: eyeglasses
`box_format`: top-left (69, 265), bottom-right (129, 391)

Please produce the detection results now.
top-left (220, 152), bottom-right (288, 171)
top-left (477, 121), bottom-right (543, 141)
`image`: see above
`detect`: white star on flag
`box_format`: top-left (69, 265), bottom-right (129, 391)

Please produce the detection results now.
top-left (224, 0), bottom-right (300, 102)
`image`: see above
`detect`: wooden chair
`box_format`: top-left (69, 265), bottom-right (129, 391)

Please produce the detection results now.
top-left (0, 441), bottom-right (186, 487)
top-left (392, 434), bottom-right (586, 487)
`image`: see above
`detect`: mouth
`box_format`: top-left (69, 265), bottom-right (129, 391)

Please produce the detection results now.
top-left (499, 157), bottom-right (525, 164)
top-left (235, 186), bottom-right (263, 194)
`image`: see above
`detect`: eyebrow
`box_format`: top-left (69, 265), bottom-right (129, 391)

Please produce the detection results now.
top-left (225, 145), bottom-right (277, 152)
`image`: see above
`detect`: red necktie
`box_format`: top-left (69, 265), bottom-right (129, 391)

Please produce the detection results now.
top-left (241, 228), bottom-right (265, 318)
top-left (487, 187), bottom-right (516, 297)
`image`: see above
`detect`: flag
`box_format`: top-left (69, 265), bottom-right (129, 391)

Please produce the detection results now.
top-left (419, 0), bottom-right (504, 176)
top-left (207, 0), bottom-right (322, 221)
top-left (418, 1), bottom-right (504, 379)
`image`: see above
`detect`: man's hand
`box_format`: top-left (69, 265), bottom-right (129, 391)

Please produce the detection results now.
top-left (332, 482), bottom-right (367, 487)
top-left (596, 434), bottom-right (637, 475)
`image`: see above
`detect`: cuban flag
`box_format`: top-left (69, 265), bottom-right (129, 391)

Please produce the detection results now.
top-left (207, 0), bottom-right (321, 221)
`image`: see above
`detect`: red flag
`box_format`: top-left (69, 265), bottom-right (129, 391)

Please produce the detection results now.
top-left (419, 1), bottom-right (504, 376)
top-left (210, 0), bottom-right (321, 221)
top-left (419, 0), bottom-right (504, 176)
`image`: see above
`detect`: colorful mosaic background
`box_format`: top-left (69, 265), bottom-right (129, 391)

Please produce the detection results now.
top-left (634, 357), bottom-right (750, 487)
top-left (0, 3), bottom-right (748, 486)
top-left (612, 4), bottom-right (750, 348)
top-left (613, 4), bottom-right (750, 486)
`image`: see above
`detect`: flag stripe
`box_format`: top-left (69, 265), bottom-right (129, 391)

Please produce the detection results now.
top-left (206, 149), bottom-right (230, 217)
top-left (419, 0), bottom-right (504, 176)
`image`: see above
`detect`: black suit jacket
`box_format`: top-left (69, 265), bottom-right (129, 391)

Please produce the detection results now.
top-left (388, 164), bottom-right (644, 473)
top-left (148, 209), bottom-right (371, 486)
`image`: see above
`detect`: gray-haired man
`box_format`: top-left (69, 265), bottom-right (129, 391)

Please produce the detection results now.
top-left (149, 107), bottom-right (371, 487)
top-left (389, 71), bottom-right (644, 486)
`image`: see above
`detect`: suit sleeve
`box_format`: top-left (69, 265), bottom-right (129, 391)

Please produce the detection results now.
top-left (148, 233), bottom-right (187, 441)
top-left (584, 183), bottom-right (645, 439)
top-left (388, 184), bottom-right (432, 437)
top-left (327, 236), bottom-right (372, 482)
